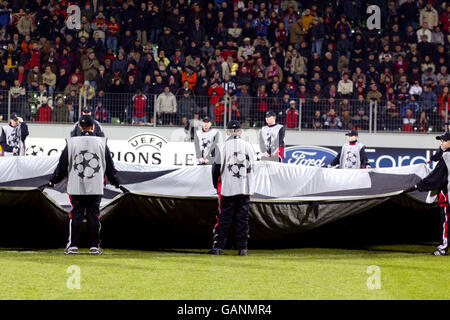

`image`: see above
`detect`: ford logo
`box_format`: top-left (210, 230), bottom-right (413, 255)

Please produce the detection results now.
top-left (284, 146), bottom-right (338, 167)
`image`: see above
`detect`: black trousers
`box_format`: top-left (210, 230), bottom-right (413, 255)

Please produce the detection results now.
top-left (438, 206), bottom-right (449, 252)
top-left (67, 195), bottom-right (102, 248)
top-left (213, 194), bottom-right (250, 250)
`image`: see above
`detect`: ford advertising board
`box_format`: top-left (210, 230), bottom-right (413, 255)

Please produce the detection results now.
top-left (284, 145), bottom-right (440, 168)
top-left (284, 146), bottom-right (337, 167)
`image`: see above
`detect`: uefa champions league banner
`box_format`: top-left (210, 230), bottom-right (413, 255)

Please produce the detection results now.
top-left (23, 131), bottom-right (439, 168)
top-left (0, 153), bottom-right (435, 246)
top-left (24, 133), bottom-right (196, 166)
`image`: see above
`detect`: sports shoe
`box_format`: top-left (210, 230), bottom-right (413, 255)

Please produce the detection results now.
top-left (432, 249), bottom-right (448, 256)
top-left (89, 247), bottom-right (103, 255)
top-left (238, 249), bottom-right (248, 256)
top-left (64, 247), bottom-right (78, 255)
top-left (208, 248), bottom-right (223, 255)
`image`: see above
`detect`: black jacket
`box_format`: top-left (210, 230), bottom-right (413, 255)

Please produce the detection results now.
top-left (417, 161), bottom-right (447, 193)
top-left (70, 120), bottom-right (105, 137)
top-left (430, 147), bottom-right (443, 162)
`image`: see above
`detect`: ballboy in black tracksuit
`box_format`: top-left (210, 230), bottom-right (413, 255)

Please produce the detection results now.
top-left (259, 111), bottom-right (286, 162)
top-left (328, 130), bottom-right (371, 169)
top-left (409, 131), bottom-right (450, 256)
top-left (211, 120), bottom-right (255, 256)
top-left (49, 115), bottom-right (121, 255)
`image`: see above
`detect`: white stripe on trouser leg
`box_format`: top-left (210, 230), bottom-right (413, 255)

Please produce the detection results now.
top-left (98, 220), bottom-right (101, 248)
top-left (66, 219), bottom-right (72, 249)
top-left (438, 207), bottom-right (448, 251)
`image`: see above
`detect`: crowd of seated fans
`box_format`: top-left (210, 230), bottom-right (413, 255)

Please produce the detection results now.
top-left (0, 0), bottom-right (448, 132)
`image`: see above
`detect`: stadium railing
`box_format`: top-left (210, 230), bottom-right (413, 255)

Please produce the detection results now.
top-left (2, 89), bottom-right (448, 134)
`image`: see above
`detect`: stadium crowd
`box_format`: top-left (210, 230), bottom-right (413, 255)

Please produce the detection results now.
top-left (0, 0), bottom-right (448, 132)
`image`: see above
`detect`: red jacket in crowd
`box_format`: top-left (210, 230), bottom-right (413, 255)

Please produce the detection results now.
top-left (26, 49), bottom-right (41, 70)
top-left (107, 22), bottom-right (120, 37)
top-left (208, 84), bottom-right (225, 106)
top-left (286, 108), bottom-right (299, 128)
top-left (36, 105), bottom-right (52, 122)
top-left (213, 101), bottom-right (227, 124)
top-left (255, 92), bottom-right (268, 113)
top-left (133, 94), bottom-right (147, 117)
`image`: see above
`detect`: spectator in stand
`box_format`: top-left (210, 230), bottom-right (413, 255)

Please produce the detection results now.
top-left (178, 90), bottom-right (199, 122)
top-left (181, 66), bottom-right (198, 91)
top-left (440, 4), bottom-right (450, 32)
top-left (417, 111), bottom-right (429, 132)
top-left (10, 79), bottom-right (27, 119)
top-left (238, 85), bottom-right (252, 127)
top-left (208, 81), bottom-right (225, 122)
top-left (437, 66), bottom-right (450, 85)
top-left (42, 66), bottom-right (56, 95)
top-left (422, 67), bottom-right (438, 85)
top-left (53, 95), bottom-right (68, 123)
top-left (290, 18), bottom-right (307, 49)
top-left (285, 100), bottom-right (298, 129)
top-left (26, 65), bottom-right (41, 91)
top-left (421, 85), bottom-right (438, 115)
top-left (409, 80), bottom-right (423, 99)
top-left (35, 96), bottom-right (52, 122)
top-left (403, 108), bottom-right (416, 132)
top-left (132, 89), bottom-right (147, 125)
top-left (399, 0), bottom-right (420, 31)
top-left (17, 9), bottom-right (34, 37)
top-left (323, 108), bottom-right (342, 130)
top-left (367, 84), bottom-right (383, 103)
top-left (385, 100), bottom-right (401, 131)
top-left (80, 81), bottom-right (96, 107)
top-left (94, 100), bottom-right (110, 124)
top-left (156, 86), bottom-right (177, 125)
top-left (420, 3), bottom-right (439, 30)
top-left (337, 73), bottom-right (353, 99)
top-left (106, 16), bottom-right (120, 53)
top-left (255, 84), bottom-right (268, 127)
top-left (212, 98), bottom-right (227, 127)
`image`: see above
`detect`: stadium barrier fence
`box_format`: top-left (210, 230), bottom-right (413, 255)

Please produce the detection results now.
top-left (3, 89), bottom-right (448, 134)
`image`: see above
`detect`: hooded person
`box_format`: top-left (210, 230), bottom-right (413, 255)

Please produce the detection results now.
top-left (328, 130), bottom-right (371, 169)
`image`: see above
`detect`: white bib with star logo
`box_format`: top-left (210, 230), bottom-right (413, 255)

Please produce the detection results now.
top-left (216, 135), bottom-right (255, 196)
top-left (339, 142), bottom-right (364, 169)
top-left (67, 136), bottom-right (107, 195)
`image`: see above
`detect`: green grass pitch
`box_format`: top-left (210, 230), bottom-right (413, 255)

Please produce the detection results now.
top-left (0, 245), bottom-right (448, 300)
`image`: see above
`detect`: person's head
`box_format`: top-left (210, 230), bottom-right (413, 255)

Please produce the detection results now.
top-left (289, 100), bottom-right (296, 109)
top-left (9, 113), bottom-right (20, 127)
top-left (202, 117), bottom-right (212, 131)
top-left (226, 120), bottom-right (242, 136)
top-left (81, 106), bottom-right (92, 115)
top-left (265, 111), bottom-right (276, 125)
top-left (346, 130), bottom-right (358, 142)
top-left (56, 95), bottom-right (64, 105)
